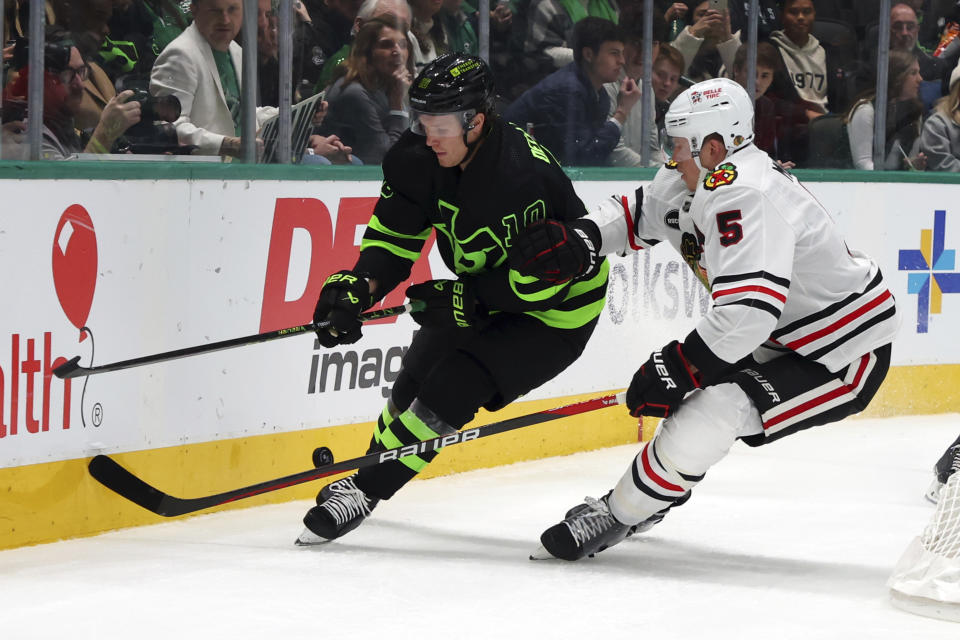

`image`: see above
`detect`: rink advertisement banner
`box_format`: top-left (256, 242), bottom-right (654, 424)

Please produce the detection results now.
top-left (0, 177), bottom-right (956, 468)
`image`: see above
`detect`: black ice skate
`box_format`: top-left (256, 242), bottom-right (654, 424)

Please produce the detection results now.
top-left (532, 494), bottom-right (631, 561)
top-left (925, 438), bottom-right (960, 504)
top-left (562, 489), bottom-right (691, 537)
top-left (296, 474), bottom-right (380, 545)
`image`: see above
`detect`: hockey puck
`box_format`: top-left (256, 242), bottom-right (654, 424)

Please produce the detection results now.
top-left (313, 446), bottom-right (334, 467)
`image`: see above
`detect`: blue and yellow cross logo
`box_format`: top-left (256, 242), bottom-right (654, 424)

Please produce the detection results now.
top-left (899, 210), bottom-right (960, 333)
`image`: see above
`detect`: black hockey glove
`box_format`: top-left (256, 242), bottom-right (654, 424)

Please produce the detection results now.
top-left (405, 279), bottom-right (477, 328)
top-left (313, 270), bottom-right (373, 347)
top-left (626, 340), bottom-right (702, 419)
top-left (508, 218), bottom-right (600, 284)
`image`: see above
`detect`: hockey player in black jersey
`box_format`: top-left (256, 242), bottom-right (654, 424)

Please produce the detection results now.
top-left (511, 77), bottom-right (902, 561)
top-left (297, 53), bottom-right (609, 544)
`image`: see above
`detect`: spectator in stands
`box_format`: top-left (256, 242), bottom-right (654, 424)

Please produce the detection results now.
top-left (150, 0), bottom-right (278, 157)
top-left (658, 1), bottom-right (688, 29)
top-left (523, 0), bottom-right (619, 79)
top-left (439, 0), bottom-right (478, 55)
top-left (1, 36), bottom-right (141, 159)
top-left (917, 0), bottom-right (953, 52)
top-left (728, 0), bottom-right (779, 40)
top-left (60, 1), bottom-right (127, 132)
top-left (768, 0), bottom-right (826, 118)
top-left (605, 4), bottom-right (665, 166)
top-left (30, 9), bottom-right (124, 133)
top-left (92, 2), bottom-right (156, 80)
top-left (731, 40), bottom-right (805, 165)
top-left (889, 2), bottom-right (949, 89)
top-left (5, 0), bottom-right (58, 44)
top-left (410, 0), bottom-right (447, 71)
top-left (303, 0), bottom-right (365, 77)
top-left (846, 50), bottom-right (927, 170)
top-left (920, 64), bottom-right (960, 171)
top-left (438, 0), bottom-right (511, 57)
top-left (315, 0), bottom-right (411, 92)
top-left (505, 17), bottom-right (637, 166)
top-left (669, 1), bottom-right (739, 82)
top-left (137, 0), bottom-right (192, 56)
top-left (3, 0), bottom-right (13, 60)
top-left (288, 0), bottom-right (337, 99)
top-left (319, 15), bottom-right (413, 164)
top-left (258, 0), bottom-right (280, 107)
top-left (651, 42), bottom-right (683, 126)
top-left (1, 120), bottom-right (27, 159)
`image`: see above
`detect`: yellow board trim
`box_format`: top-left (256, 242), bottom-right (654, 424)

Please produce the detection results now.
top-left (2, 364), bottom-right (958, 550)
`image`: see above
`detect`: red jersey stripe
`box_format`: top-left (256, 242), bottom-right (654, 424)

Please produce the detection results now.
top-left (784, 290), bottom-right (892, 350)
top-left (764, 354), bottom-right (870, 429)
top-left (623, 196), bottom-right (644, 252)
top-left (712, 285), bottom-right (787, 303)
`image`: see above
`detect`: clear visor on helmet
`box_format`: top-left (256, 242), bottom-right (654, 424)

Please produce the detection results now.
top-left (662, 135), bottom-right (694, 163)
top-left (410, 108), bottom-right (478, 137)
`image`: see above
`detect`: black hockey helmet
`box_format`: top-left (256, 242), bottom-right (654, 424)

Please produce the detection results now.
top-left (409, 53), bottom-right (495, 115)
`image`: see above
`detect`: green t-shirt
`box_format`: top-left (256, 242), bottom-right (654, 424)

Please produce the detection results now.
top-left (142, 1), bottom-right (192, 56)
top-left (317, 43), bottom-right (351, 94)
top-left (213, 49), bottom-right (241, 135)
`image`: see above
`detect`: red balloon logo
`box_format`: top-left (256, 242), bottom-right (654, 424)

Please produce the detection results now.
top-left (52, 205), bottom-right (98, 341)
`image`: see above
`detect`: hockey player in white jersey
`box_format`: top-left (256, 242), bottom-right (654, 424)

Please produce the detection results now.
top-left (510, 77), bottom-right (901, 561)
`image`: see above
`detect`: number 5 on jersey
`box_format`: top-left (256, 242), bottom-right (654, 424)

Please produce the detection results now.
top-left (716, 210), bottom-right (743, 247)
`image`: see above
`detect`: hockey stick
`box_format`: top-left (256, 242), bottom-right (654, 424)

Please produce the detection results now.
top-left (53, 302), bottom-right (423, 379)
top-left (88, 391), bottom-right (626, 517)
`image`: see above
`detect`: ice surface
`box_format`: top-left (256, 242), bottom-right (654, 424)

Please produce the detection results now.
top-left (2, 414), bottom-right (959, 639)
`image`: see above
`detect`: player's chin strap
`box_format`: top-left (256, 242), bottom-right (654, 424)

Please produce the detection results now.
top-left (462, 111), bottom-right (492, 156)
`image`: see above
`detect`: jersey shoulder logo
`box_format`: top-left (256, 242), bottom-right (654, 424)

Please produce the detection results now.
top-left (664, 160), bottom-right (679, 170)
top-left (664, 209), bottom-right (680, 229)
top-left (703, 162), bottom-right (738, 191)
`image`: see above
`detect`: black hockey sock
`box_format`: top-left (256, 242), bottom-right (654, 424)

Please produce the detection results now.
top-left (356, 399), bottom-right (460, 499)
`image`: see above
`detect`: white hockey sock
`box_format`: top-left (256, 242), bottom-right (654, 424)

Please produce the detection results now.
top-left (608, 438), bottom-right (700, 525)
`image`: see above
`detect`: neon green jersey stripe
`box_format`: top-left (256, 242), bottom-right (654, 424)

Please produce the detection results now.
top-left (361, 239), bottom-right (422, 261)
top-left (568, 259), bottom-right (609, 296)
top-left (508, 270), bottom-right (568, 302)
top-left (523, 261), bottom-right (609, 328)
top-left (397, 409), bottom-right (442, 441)
top-left (366, 215), bottom-right (432, 240)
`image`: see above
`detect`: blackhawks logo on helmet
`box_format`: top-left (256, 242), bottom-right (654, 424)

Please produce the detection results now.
top-left (703, 162), bottom-right (738, 191)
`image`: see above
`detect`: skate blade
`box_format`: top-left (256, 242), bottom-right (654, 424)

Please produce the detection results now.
top-left (529, 544), bottom-right (559, 560)
top-left (294, 527), bottom-right (333, 546)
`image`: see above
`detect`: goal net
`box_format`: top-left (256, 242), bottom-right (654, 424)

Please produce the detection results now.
top-left (888, 472), bottom-right (960, 622)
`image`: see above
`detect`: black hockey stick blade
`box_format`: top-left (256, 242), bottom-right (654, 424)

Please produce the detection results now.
top-left (88, 391), bottom-right (626, 518)
top-left (54, 302), bottom-right (422, 379)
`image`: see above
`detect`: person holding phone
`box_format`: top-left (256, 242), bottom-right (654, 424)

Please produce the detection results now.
top-left (669, 1), bottom-right (739, 82)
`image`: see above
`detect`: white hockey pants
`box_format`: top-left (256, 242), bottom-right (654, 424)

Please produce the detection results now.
top-left (608, 382), bottom-right (764, 526)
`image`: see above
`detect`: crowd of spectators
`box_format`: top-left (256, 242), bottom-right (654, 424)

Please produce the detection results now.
top-left (2, 0), bottom-right (960, 171)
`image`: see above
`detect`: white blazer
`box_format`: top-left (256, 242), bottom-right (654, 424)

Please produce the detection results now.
top-left (150, 23), bottom-right (277, 155)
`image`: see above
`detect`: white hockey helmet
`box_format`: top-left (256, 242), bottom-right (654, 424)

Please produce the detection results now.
top-left (664, 77), bottom-right (755, 156)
